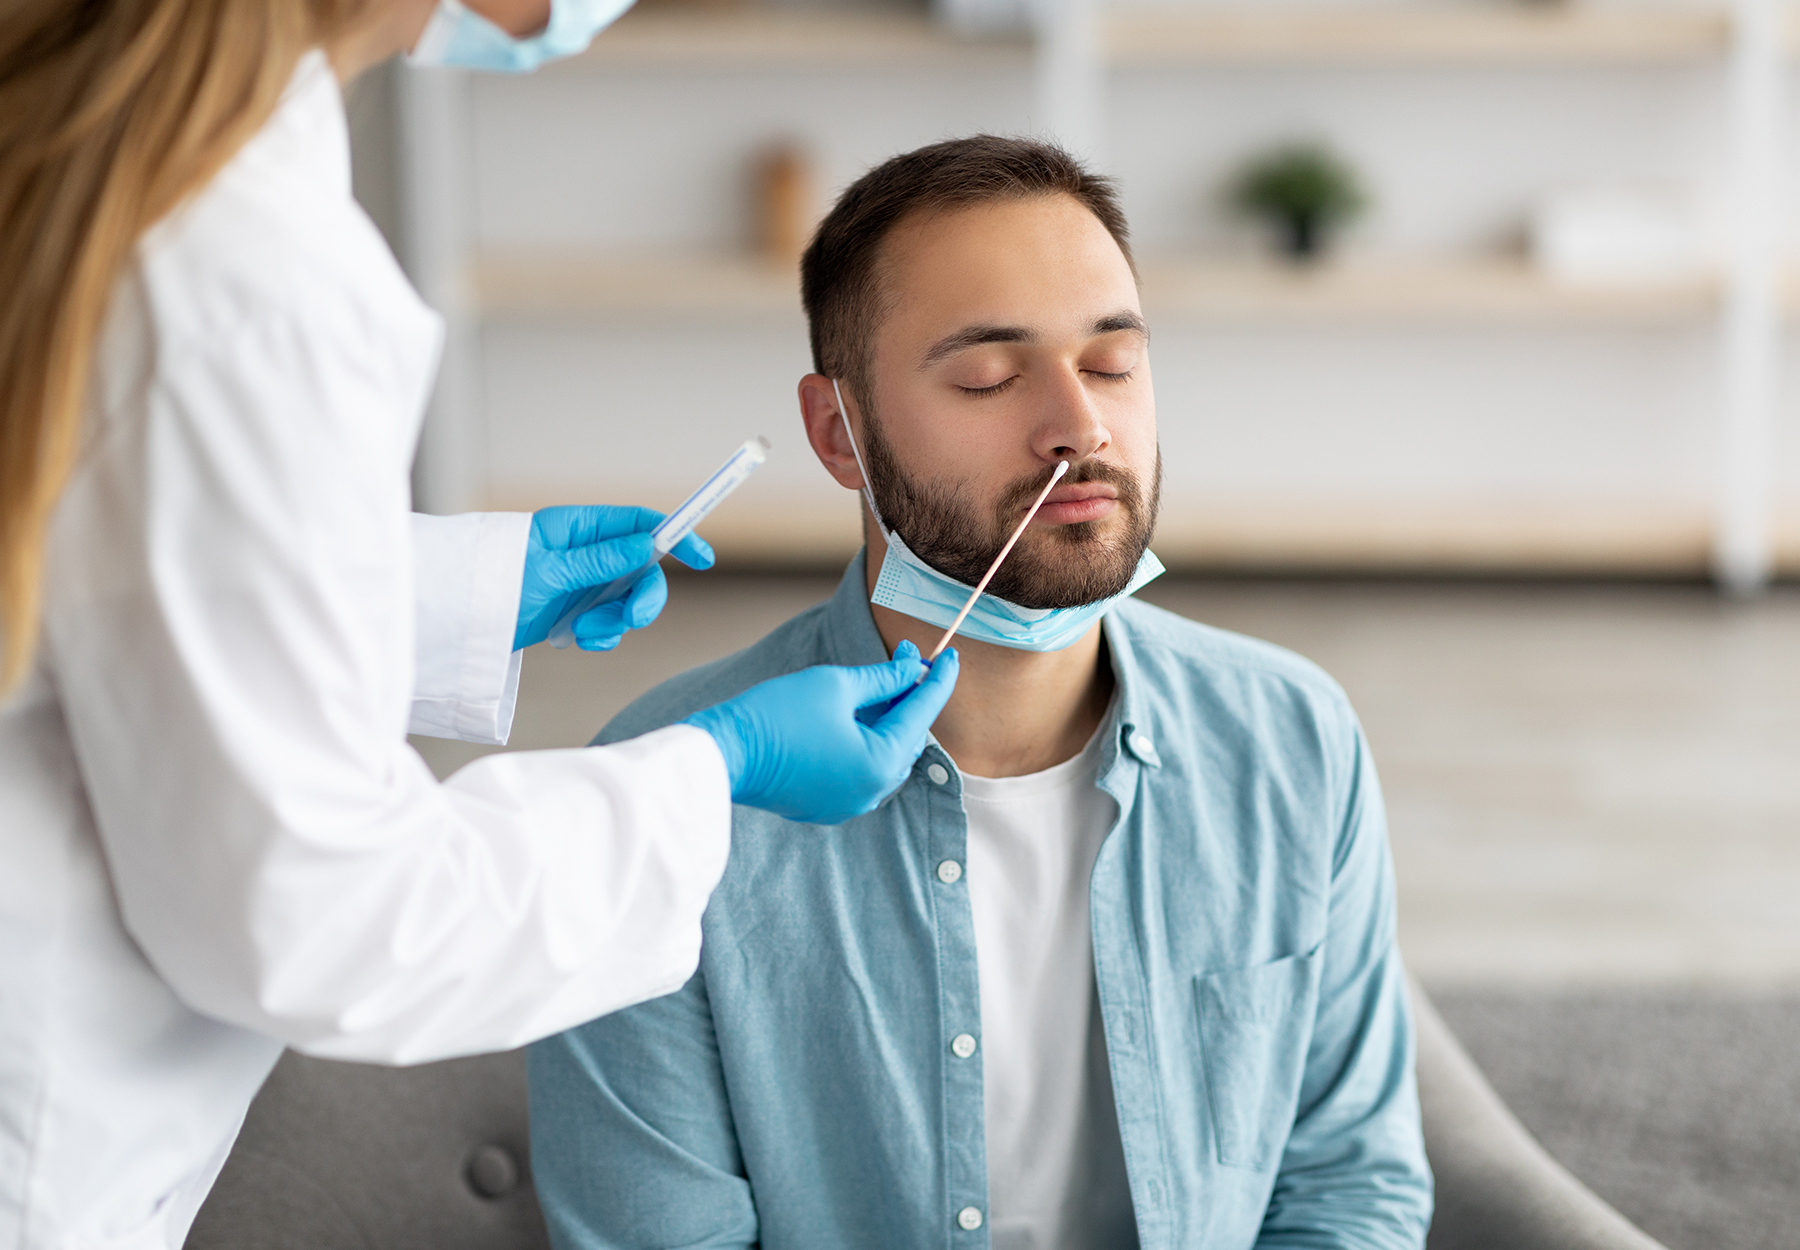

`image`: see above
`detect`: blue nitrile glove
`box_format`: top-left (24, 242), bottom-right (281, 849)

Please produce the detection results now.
top-left (514, 505), bottom-right (715, 652)
top-left (684, 641), bottom-right (961, 824)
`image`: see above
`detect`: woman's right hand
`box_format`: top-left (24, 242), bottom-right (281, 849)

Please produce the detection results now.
top-left (684, 641), bottom-right (959, 825)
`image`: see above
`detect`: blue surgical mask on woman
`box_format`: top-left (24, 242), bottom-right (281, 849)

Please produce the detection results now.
top-left (832, 380), bottom-right (1163, 654)
top-left (409, 0), bottom-right (636, 72)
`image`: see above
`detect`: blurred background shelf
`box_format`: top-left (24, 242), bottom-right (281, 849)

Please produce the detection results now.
top-left (1140, 257), bottom-right (1721, 324)
top-left (1105, 7), bottom-right (1733, 68)
top-left (542, 6), bottom-right (1767, 72)
top-left (558, 8), bottom-right (1029, 68)
top-left (475, 253), bottom-right (802, 318)
top-left (475, 251), bottom-right (1722, 324)
top-left (473, 491), bottom-right (1800, 577)
top-left (1146, 500), bottom-right (1738, 576)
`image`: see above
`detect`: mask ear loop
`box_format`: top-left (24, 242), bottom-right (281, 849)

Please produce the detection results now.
top-left (832, 378), bottom-right (888, 536)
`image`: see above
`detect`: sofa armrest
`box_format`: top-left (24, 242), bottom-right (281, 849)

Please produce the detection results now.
top-left (1413, 978), bottom-right (1668, 1250)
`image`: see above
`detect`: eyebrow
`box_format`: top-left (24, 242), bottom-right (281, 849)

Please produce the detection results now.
top-left (916, 310), bottom-right (1149, 370)
top-left (918, 324), bottom-right (1032, 369)
top-left (1095, 310), bottom-right (1149, 338)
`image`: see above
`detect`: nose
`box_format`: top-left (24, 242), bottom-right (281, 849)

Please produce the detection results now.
top-left (1031, 363), bottom-right (1112, 465)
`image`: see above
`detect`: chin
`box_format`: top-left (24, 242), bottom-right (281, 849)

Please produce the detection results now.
top-left (1045, 518), bottom-right (1110, 546)
top-left (1042, 511), bottom-right (1147, 556)
top-left (997, 528), bottom-right (1148, 610)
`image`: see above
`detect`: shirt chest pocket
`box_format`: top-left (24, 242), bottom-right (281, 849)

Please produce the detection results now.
top-left (1193, 948), bottom-right (1322, 1170)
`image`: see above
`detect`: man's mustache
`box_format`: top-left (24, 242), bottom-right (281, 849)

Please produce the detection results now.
top-left (994, 458), bottom-right (1141, 522)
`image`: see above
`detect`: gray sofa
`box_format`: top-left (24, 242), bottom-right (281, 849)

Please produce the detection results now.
top-left (1411, 984), bottom-right (1666, 1250)
top-left (186, 982), bottom-right (1667, 1250)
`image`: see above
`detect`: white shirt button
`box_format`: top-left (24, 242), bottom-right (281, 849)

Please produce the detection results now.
top-left (936, 860), bottom-right (962, 884)
top-left (950, 1033), bottom-right (977, 1058)
top-left (926, 763), bottom-right (950, 785)
top-left (957, 1206), bottom-right (984, 1231)
top-left (1131, 733), bottom-right (1154, 758)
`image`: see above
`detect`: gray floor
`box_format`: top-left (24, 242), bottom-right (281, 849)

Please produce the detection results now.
top-left (411, 572), bottom-right (1800, 1247)
top-left (1138, 578), bottom-right (1800, 992)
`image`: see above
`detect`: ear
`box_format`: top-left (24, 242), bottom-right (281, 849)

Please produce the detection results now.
top-left (799, 373), bottom-right (867, 492)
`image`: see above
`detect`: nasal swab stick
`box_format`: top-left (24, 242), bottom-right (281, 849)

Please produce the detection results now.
top-left (921, 460), bottom-right (1069, 668)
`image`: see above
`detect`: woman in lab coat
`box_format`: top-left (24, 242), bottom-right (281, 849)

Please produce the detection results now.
top-left (0, 0), bottom-right (956, 1242)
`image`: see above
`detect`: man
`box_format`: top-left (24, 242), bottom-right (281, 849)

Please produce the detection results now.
top-left (528, 136), bottom-right (1433, 1250)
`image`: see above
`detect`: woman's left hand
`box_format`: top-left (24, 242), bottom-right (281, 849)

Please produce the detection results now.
top-left (514, 505), bottom-right (715, 651)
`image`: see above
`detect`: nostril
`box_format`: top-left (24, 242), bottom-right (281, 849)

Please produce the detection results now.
top-left (466, 1143), bottom-right (521, 1199)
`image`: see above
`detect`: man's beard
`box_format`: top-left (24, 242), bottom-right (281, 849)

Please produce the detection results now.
top-left (863, 409), bottom-right (1161, 611)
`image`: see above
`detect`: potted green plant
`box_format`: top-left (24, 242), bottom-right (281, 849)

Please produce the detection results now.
top-left (1228, 142), bottom-right (1367, 261)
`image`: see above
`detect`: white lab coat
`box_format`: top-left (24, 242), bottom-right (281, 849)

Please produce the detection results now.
top-left (0, 54), bottom-right (731, 1248)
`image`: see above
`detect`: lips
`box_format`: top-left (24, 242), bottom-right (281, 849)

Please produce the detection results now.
top-left (1035, 481), bottom-right (1120, 526)
top-left (1043, 481), bottom-right (1118, 507)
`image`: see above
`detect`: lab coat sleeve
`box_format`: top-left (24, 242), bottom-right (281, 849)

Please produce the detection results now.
top-left (45, 268), bottom-right (734, 1065)
top-left (1256, 720), bottom-right (1434, 1250)
top-left (408, 510), bottom-right (530, 745)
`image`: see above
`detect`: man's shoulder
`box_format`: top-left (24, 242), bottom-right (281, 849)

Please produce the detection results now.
top-left (596, 600), bottom-right (835, 745)
top-left (1110, 598), bottom-right (1354, 724)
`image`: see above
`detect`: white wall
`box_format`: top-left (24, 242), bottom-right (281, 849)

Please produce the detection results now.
top-left (470, 60), bottom-right (1036, 252)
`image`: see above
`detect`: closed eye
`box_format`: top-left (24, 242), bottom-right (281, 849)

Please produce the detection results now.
top-left (958, 376), bottom-right (1018, 397)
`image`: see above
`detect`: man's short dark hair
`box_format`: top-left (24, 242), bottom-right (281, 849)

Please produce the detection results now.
top-left (800, 135), bottom-right (1133, 409)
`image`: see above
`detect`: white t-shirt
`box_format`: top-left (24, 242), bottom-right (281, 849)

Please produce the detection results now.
top-left (961, 722), bottom-right (1140, 1250)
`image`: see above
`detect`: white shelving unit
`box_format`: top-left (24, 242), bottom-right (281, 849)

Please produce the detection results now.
top-left (552, 8), bottom-right (1027, 62)
top-left (398, 0), bottom-right (1793, 585)
top-left (477, 251), bottom-right (1725, 322)
top-left (1104, 7), bottom-right (1732, 66)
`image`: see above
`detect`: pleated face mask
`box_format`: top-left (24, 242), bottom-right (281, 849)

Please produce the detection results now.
top-left (409, 0), bottom-right (636, 72)
top-left (833, 380), bottom-right (1163, 654)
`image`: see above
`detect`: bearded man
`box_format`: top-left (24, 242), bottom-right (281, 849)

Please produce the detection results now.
top-left (526, 136), bottom-right (1433, 1250)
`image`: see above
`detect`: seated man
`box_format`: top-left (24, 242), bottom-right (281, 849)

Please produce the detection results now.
top-left (528, 136), bottom-right (1432, 1250)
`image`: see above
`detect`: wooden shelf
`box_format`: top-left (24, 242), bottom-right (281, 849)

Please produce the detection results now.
top-left (530, 3), bottom-right (1800, 84)
top-left (561, 9), bottom-right (1028, 69)
top-left (479, 491), bottom-right (1800, 577)
top-left (475, 252), bottom-right (1722, 324)
top-left (1147, 500), bottom-right (1720, 576)
top-left (1106, 8), bottom-right (1731, 68)
top-left (1140, 257), bottom-right (1720, 325)
top-left (557, 7), bottom-right (1732, 72)
top-left (475, 253), bottom-right (803, 317)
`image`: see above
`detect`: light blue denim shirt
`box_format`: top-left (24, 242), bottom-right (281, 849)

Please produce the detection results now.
top-left (529, 553), bottom-right (1431, 1250)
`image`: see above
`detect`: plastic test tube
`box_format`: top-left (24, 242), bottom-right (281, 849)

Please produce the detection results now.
top-left (547, 435), bottom-right (771, 649)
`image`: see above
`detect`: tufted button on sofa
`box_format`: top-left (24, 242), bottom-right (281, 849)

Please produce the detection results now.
top-left (187, 982), bottom-right (1667, 1250)
top-left (185, 1050), bottom-right (550, 1250)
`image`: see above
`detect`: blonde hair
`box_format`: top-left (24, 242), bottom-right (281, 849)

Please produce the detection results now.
top-left (0, 0), bottom-right (371, 691)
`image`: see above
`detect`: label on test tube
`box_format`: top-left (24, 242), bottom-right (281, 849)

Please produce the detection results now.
top-left (547, 436), bottom-right (771, 649)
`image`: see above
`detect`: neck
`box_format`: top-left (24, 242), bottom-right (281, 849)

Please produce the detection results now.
top-left (864, 521), bottom-right (1113, 779)
top-left (331, 0), bottom-right (436, 83)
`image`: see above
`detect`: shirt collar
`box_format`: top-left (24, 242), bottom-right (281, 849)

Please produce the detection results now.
top-left (1100, 616), bottom-right (1160, 773)
top-left (819, 549), bottom-right (896, 669)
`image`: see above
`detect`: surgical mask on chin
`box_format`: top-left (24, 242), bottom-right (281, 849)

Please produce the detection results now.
top-left (408, 0), bottom-right (636, 72)
top-left (832, 380), bottom-right (1164, 654)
